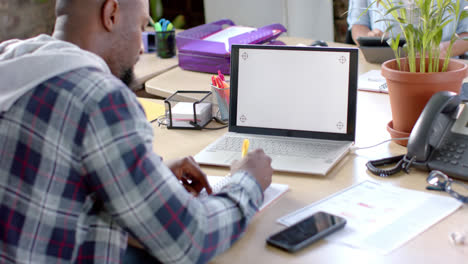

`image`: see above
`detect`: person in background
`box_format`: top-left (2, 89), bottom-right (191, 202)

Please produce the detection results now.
top-left (347, 0), bottom-right (468, 57)
top-left (0, 0), bottom-right (273, 263)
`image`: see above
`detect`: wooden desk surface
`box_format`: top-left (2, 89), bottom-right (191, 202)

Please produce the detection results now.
top-left (145, 37), bottom-right (380, 97)
top-left (148, 91), bottom-right (468, 263)
top-left (131, 52), bottom-right (178, 90)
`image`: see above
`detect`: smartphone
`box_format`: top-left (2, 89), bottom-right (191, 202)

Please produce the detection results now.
top-left (266, 211), bottom-right (346, 252)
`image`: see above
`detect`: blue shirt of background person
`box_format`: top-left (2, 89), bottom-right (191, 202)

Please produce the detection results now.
top-left (347, 0), bottom-right (468, 57)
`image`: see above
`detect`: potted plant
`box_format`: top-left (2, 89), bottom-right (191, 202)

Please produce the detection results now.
top-left (365, 0), bottom-right (468, 145)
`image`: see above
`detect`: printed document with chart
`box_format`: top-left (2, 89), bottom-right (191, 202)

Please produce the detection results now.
top-left (277, 180), bottom-right (462, 254)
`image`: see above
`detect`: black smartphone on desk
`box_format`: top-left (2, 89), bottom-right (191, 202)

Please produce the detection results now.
top-left (266, 211), bottom-right (346, 253)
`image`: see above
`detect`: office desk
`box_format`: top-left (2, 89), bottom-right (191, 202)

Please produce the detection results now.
top-left (143, 36), bottom-right (468, 263)
top-left (131, 53), bottom-right (178, 90)
top-left (145, 37), bottom-right (380, 97)
top-left (150, 90), bottom-right (468, 264)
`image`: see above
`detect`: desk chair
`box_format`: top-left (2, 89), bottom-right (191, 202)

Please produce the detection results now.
top-left (345, 29), bottom-right (355, 45)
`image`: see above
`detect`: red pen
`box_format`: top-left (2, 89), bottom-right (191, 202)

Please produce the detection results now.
top-left (215, 77), bottom-right (224, 88)
top-left (217, 70), bottom-right (225, 81)
top-left (211, 75), bottom-right (217, 86)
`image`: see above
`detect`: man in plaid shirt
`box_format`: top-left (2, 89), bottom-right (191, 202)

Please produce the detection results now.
top-left (0, 0), bottom-right (273, 263)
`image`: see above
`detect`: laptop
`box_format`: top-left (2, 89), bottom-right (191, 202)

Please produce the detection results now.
top-left (194, 44), bottom-right (358, 175)
top-left (357, 36), bottom-right (406, 64)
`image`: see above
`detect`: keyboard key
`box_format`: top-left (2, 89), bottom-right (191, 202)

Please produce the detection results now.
top-left (209, 136), bottom-right (344, 159)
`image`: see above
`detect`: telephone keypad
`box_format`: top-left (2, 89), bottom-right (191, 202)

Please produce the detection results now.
top-left (430, 138), bottom-right (468, 180)
top-left (432, 140), bottom-right (467, 162)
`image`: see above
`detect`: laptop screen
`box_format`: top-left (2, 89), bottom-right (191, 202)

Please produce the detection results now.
top-left (229, 45), bottom-right (358, 141)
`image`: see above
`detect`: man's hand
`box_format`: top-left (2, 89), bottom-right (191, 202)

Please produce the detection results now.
top-left (367, 28), bottom-right (384, 37)
top-left (166, 156), bottom-right (212, 196)
top-left (230, 149), bottom-right (273, 192)
top-left (352, 25), bottom-right (384, 46)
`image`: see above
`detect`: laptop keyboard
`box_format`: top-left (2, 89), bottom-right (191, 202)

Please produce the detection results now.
top-left (208, 136), bottom-right (345, 159)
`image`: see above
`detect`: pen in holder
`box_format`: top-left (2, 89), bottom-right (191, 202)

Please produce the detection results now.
top-left (164, 91), bottom-right (213, 129)
top-left (211, 85), bottom-right (230, 122)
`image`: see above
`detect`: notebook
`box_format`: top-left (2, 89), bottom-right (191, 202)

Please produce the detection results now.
top-left (358, 70), bottom-right (388, 93)
top-left (199, 176), bottom-right (289, 211)
top-left (194, 45), bottom-right (358, 175)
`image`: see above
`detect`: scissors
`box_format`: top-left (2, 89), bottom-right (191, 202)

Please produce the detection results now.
top-left (157, 18), bottom-right (173, 31)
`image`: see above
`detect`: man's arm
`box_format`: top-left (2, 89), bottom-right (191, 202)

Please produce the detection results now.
top-left (348, 0), bottom-right (371, 45)
top-left (444, 1), bottom-right (468, 57)
top-left (439, 32), bottom-right (468, 57)
top-left (81, 84), bottom-right (271, 263)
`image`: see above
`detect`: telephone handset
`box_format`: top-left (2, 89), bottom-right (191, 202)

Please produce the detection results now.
top-left (405, 91), bottom-right (468, 180)
top-left (368, 91), bottom-right (468, 180)
top-left (406, 91), bottom-right (461, 161)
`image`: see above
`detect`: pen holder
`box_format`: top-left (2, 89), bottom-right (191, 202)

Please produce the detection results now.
top-left (164, 91), bottom-right (213, 129)
top-left (142, 31), bottom-right (156, 53)
top-left (211, 85), bottom-right (230, 122)
top-left (156, 30), bottom-right (176, 58)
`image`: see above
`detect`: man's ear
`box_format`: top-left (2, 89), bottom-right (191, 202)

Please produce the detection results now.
top-left (101, 0), bottom-right (120, 32)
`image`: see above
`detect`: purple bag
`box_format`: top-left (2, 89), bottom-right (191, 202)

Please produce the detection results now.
top-left (176, 19), bottom-right (286, 74)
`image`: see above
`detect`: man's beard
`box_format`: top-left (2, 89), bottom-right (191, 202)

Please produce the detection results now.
top-left (120, 67), bottom-right (135, 87)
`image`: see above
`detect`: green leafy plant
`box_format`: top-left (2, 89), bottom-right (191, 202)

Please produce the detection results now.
top-left (364, 0), bottom-right (468, 72)
top-left (149, 0), bottom-right (163, 22)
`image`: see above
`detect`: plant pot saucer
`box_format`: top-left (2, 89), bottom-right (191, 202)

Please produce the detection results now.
top-left (386, 121), bottom-right (410, 146)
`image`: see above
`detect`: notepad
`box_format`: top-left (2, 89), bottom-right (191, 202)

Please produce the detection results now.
top-left (203, 26), bottom-right (256, 51)
top-left (137, 98), bottom-right (166, 122)
top-left (200, 175), bottom-right (289, 211)
top-left (170, 102), bottom-right (212, 127)
top-left (358, 70), bottom-right (388, 93)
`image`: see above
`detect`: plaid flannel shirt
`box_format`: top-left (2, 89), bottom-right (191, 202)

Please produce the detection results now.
top-left (0, 67), bottom-right (264, 263)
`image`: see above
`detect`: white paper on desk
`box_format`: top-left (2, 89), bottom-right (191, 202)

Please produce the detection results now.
top-left (277, 180), bottom-right (462, 255)
top-left (358, 70), bottom-right (388, 93)
top-left (203, 26), bottom-right (256, 51)
top-left (201, 176), bottom-right (289, 211)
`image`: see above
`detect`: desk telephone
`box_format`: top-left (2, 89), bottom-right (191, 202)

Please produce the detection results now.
top-left (368, 91), bottom-right (468, 180)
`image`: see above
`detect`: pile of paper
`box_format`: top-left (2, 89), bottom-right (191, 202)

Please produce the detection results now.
top-left (170, 102), bottom-right (212, 127)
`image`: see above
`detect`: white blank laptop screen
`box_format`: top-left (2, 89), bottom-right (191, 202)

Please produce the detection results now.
top-left (194, 45), bottom-right (358, 174)
top-left (236, 48), bottom-right (350, 134)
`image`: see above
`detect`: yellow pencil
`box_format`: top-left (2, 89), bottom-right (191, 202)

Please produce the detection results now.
top-left (241, 139), bottom-right (250, 158)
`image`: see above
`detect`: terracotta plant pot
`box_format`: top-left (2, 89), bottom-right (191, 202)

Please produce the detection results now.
top-left (381, 58), bottom-right (468, 144)
top-left (386, 121), bottom-right (410, 146)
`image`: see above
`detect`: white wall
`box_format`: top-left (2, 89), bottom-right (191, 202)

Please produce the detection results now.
top-left (203, 0), bottom-right (334, 41)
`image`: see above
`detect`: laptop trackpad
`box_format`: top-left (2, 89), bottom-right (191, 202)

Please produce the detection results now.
top-left (270, 155), bottom-right (329, 175)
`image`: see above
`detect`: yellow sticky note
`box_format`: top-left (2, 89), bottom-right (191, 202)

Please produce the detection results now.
top-left (137, 98), bottom-right (166, 122)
